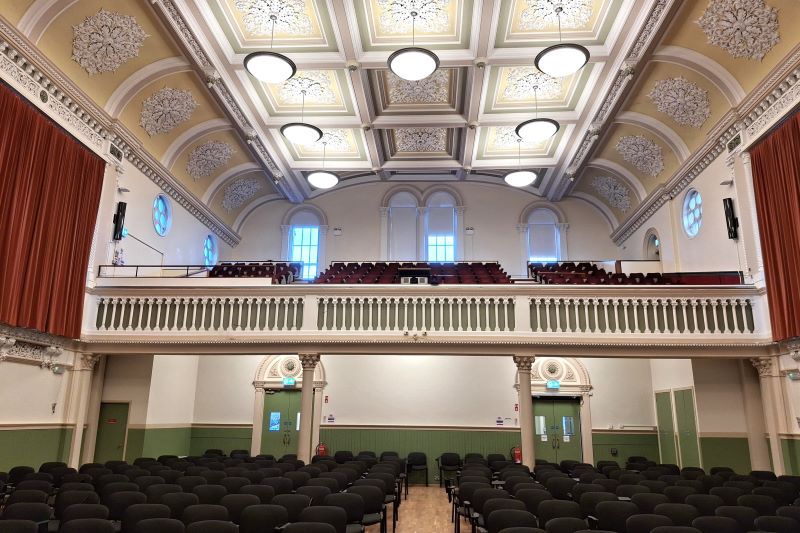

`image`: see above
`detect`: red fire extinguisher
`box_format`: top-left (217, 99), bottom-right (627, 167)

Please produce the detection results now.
top-left (511, 445), bottom-right (522, 464)
top-left (315, 443), bottom-right (328, 456)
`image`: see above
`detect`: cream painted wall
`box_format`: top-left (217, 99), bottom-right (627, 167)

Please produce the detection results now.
top-left (779, 353), bottom-right (800, 436)
top-left (228, 182), bottom-right (621, 277)
top-left (146, 356), bottom-right (199, 425)
top-left (0, 361), bottom-right (71, 424)
top-left (101, 355), bottom-right (153, 425)
top-left (650, 359), bottom-right (694, 391)
top-left (192, 355), bottom-right (263, 424)
top-left (581, 358), bottom-right (655, 429)
top-left (692, 359), bottom-right (748, 433)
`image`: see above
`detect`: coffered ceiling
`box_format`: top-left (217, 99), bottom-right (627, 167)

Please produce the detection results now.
top-left (3, 0), bottom-right (799, 235)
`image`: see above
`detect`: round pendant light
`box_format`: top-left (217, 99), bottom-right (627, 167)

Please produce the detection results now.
top-left (243, 15), bottom-right (296, 84)
top-left (504, 137), bottom-right (538, 188)
top-left (280, 89), bottom-right (322, 145)
top-left (387, 11), bottom-right (439, 81)
top-left (307, 140), bottom-right (338, 189)
top-left (533, 6), bottom-right (590, 78)
top-left (515, 86), bottom-right (560, 143)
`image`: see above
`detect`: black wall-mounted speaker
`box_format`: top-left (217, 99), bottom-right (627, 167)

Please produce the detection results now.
top-left (112, 201), bottom-right (127, 241)
top-left (723, 197), bottom-right (739, 240)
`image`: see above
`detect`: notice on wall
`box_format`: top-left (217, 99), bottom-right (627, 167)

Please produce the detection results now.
top-left (563, 435), bottom-right (571, 443)
top-left (541, 435), bottom-right (548, 442)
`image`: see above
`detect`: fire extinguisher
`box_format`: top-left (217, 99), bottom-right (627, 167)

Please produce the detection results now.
top-left (315, 443), bottom-right (328, 456)
top-left (511, 445), bottom-right (522, 464)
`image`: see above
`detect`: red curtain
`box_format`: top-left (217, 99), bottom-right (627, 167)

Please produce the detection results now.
top-left (0, 83), bottom-right (105, 339)
top-left (750, 111), bottom-right (800, 342)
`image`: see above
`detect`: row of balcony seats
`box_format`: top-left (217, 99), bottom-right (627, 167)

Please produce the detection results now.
top-left (529, 263), bottom-right (742, 286)
top-left (315, 262), bottom-right (512, 284)
top-left (0, 450), bottom-right (408, 533)
top-left (447, 455), bottom-right (800, 533)
top-left (208, 262), bottom-right (301, 284)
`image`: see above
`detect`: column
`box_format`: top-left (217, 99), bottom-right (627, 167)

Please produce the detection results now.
top-left (297, 353), bottom-right (320, 463)
top-left (379, 207), bottom-right (389, 260)
top-left (82, 355), bottom-right (106, 464)
top-left (417, 207), bottom-right (428, 260)
top-left (514, 355), bottom-right (535, 468)
top-left (556, 223), bottom-right (569, 260)
top-left (516, 224), bottom-right (529, 277)
top-left (455, 206), bottom-right (466, 260)
top-left (579, 386), bottom-right (594, 466)
top-left (280, 225), bottom-right (291, 261)
top-left (68, 353), bottom-right (100, 468)
top-left (738, 152), bottom-right (765, 284)
top-left (318, 225), bottom-right (329, 275)
top-left (751, 357), bottom-right (786, 474)
top-left (250, 385), bottom-right (266, 456)
top-left (312, 385), bottom-right (324, 455)
top-left (739, 360), bottom-right (771, 470)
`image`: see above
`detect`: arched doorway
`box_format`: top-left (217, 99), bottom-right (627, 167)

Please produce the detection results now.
top-left (516, 357), bottom-right (594, 464)
top-left (251, 355), bottom-right (326, 457)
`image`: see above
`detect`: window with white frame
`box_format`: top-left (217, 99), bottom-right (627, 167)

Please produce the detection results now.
top-left (152, 194), bottom-right (172, 237)
top-left (682, 189), bottom-right (703, 238)
top-left (203, 235), bottom-right (217, 267)
top-left (388, 191), bottom-right (418, 261)
top-left (289, 210), bottom-right (321, 279)
top-left (527, 208), bottom-right (560, 262)
top-left (425, 191), bottom-right (456, 262)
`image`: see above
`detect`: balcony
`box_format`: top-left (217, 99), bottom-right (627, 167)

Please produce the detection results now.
top-left (83, 265), bottom-right (772, 357)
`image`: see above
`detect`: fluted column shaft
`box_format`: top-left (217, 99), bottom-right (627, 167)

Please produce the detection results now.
top-left (514, 356), bottom-right (535, 468)
top-left (297, 354), bottom-right (320, 463)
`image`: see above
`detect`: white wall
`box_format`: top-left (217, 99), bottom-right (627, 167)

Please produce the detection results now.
top-left (691, 359), bottom-right (748, 433)
top-left (650, 359), bottom-right (694, 391)
top-left (321, 355), bottom-right (519, 427)
top-left (581, 358), bottom-right (655, 429)
top-left (228, 182), bottom-right (621, 276)
top-left (192, 355), bottom-right (263, 424)
top-left (101, 355), bottom-right (153, 425)
top-left (146, 356), bottom-right (199, 425)
top-left (0, 361), bottom-right (71, 424)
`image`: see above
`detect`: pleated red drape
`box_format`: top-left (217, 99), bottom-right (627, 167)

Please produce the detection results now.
top-left (0, 83), bottom-right (105, 339)
top-left (750, 111), bottom-right (800, 342)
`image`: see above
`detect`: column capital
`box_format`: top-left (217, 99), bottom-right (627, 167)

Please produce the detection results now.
top-left (779, 337), bottom-right (800, 362)
top-left (455, 206), bottom-right (466, 215)
top-left (299, 353), bottom-right (321, 370)
top-left (281, 224), bottom-right (291, 235)
top-left (76, 353), bottom-right (100, 371)
top-left (513, 355), bottom-right (535, 371)
top-left (515, 223), bottom-right (528, 234)
top-left (740, 151), bottom-right (751, 165)
top-left (556, 223), bottom-right (570, 231)
top-left (751, 357), bottom-right (776, 377)
top-left (379, 206), bottom-right (389, 218)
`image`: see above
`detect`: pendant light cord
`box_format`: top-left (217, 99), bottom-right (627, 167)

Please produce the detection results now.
top-left (322, 140), bottom-right (327, 170)
top-left (300, 90), bottom-right (306, 122)
top-left (412, 12), bottom-right (417, 47)
top-left (517, 137), bottom-right (522, 169)
top-left (534, 87), bottom-right (539, 119)
top-left (270, 15), bottom-right (276, 49)
top-left (555, 6), bottom-right (563, 43)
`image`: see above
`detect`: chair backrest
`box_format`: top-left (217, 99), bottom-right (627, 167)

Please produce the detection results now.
top-left (516, 488), bottom-right (554, 515)
top-left (105, 491), bottom-right (148, 520)
top-left (283, 523), bottom-right (337, 533)
top-left (715, 505), bottom-right (758, 531)
top-left (737, 493), bottom-right (777, 516)
top-left (653, 503), bottom-right (700, 527)
top-left (219, 493), bottom-right (260, 524)
top-left (59, 518), bottom-right (115, 533)
top-left (55, 488), bottom-right (101, 518)
top-left (630, 492), bottom-right (670, 514)
top-left (239, 484), bottom-right (274, 504)
top-left (135, 518), bottom-right (186, 533)
top-left (538, 500), bottom-right (582, 526)
top-left (271, 493), bottom-right (311, 522)
top-left (181, 504), bottom-right (229, 525)
top-left (185, 520), bottom-right (237, 533)
top-left (298, 505), bottom-right (348, 533)
top-left (61, 503), bottom-right (110, 523)
top-left (161, 492), bottom-right (199, 520)
top-left (595, 500), bottom-right (639, 532)
top-left (192, 484), bottom-right (228, 505)
top-left (7, 490), bottom-right (48, 505)
top-left (578, 491), bottom-right (617, 517)
top-left (0, 520), bottom-right (39, 533)
top-left (690, 515), bottom-right (741, 533)
top-left (439, 453), bottom-right (461, 467)
top-left (473, 488), bottom-right (511, 513)
top-left (709, 486), bottom-right (745, 506)
top-left (122, 503), bottom-right (171, 533)
top-left (625, 513), bottom-right (673, 533)
top-left (485, 509), bottom-right (538, 533)
top-left (345, 485), bottom-right (384, 514)
top-left (296, 485), bottom-right (332, 505)
top-left (664, 485), bottom-right (697, 503)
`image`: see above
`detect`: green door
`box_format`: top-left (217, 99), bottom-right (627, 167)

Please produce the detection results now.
top-left (655, 392), bottom-right (678, 464)
top-left (94, 403), bottom-right (129, 463)
top-left (673, 389), bottom-right (701, 467)
top-left (261, 391), bottom-right (302, 457)
top-left (534, 398), bottom-right (582, 463)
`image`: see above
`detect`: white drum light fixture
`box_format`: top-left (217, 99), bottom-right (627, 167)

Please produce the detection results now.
top-left (534, 5), bottom-right (590, 78)
top-left (243, 14), bottom-right (296, 84)
top-left (281, 89), bottom-right (322, 145)
top-left (307, 139), bottom-right (338, 189)
top-left (504, 137), bottom-right (538, 188)
top-left (388, 10), bottom-right (439, 81)
top-left (515, 85), bottom-right (560, 143)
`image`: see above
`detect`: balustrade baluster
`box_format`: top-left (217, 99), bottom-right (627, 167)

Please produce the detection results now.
top-left (670, 300), bottom-right (678, 333)
top-left (721, 299), bottom-right (731, 334)
top-left (659, 299), bottom-right (669, 333)
top-left (554, 298), bottom-right (562, 333)
top-left (543, 299), bottom-right (552, 332)
top-left (378, 298), bottom-right (384, 330)
top-left (744, 299), bottom-right (753, 332)
top-left (154, 298), bottom-right (164, 331)
top-left (731, 299), bottom-right (741, 333)
top-left (621, 300), bottom-right (630, 333)
top-left (283, 298), bottom-right (292, 330)
top-left (590, 299), bottom-right (598, 332)
top-left (332, 297), bottom-right (339, 330)
top-left (533, 299), bottom-right (541, 331)
top-left (108, 297), bottom-right (119, 330)
top-left (690, 300), bottom-right (700, 333)
top-left (711, 299), bottom-right (720, 334)
top-left (438, 298), bottom-right (444, 331)
top-left (484, 298), bottom-right (491, 331)
top-left (642, 300), bottom-right (650, 333)
top-left (448, 299), bottom-right (454, 331)
top-left (602, 299), bottom-right (610, 333)
top-left (358, 298), bottom-right (365, 330)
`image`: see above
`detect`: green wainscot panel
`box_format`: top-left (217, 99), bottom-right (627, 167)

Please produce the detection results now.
top-left (319, 427), bottom-right (520, 484)
top-left (782, 439), bottom-right (800, 475)
top-left (0, 428), bottom-right (72, 471)
top-left (189, 427), bottom-right (253, 456)
top-left (141, 427), bottom-right (192, 458)
top-left (124, 428), bottom-right (146, 463)
top-left (591, 432), bottom-right (660, 464)
top-left (700, 437), bottom-right (751, 474)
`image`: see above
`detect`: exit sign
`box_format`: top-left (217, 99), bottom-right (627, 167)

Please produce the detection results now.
top-left (282, 377), bottom-right (296, 387)
top-left (546, 380), bottom-right (561, 390)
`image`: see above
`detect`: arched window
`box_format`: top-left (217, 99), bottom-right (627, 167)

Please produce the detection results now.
top-left (203, 235), bottom-right (217, 267)
top-left (388, 191), bottom-right (418, 261)
top-left (527, 208), bottom-right (560, 262)
top-left (425, 191), bottom-right (456, 262)
top-left (289, 210), bottom-right (320, 279)
top-left (645, 231), bottom-right (661, 260)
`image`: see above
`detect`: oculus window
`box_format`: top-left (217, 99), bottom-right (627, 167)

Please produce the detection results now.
top-left (682, 189), bottom-right (703, 238)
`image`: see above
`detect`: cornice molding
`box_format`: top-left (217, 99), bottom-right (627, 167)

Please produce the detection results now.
top-left (0, 18), bottom-right (241, 246)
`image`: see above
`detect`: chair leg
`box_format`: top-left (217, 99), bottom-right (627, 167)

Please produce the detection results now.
top-left (439, 467), bottom-right (443, 487)
top-left (425, 467), bottom-right (429, 486)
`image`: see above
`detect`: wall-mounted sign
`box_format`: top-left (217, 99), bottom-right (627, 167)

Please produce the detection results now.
top-left (282, 377), bottom-right (296, 387)
top-left (546, 379), bottom-right (561, 390)
top-left (268, 412), bottom-right (280, 432)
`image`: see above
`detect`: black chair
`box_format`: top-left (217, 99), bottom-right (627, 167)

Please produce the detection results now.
top-left (309, 477), bottom-right (341, 493)
top-left (299, 505), bottom-right (348, 533)
top-left (185, 521), bottom-right (237, 533)
top-left (546, 477), bottom-right (577, 500)
top-left (516, 488), bottom-right (554, 520)
top-left (61, 503), bottom-right (110, 523)
top-left (406, 452), bottom-right (428, 487)
top-left (346, 485), bottom-right (386, 533)
top-left (239, 484), bottom-right (274, 504)
top-left (181, 504), bottom-right (229, 525)
top-left (685, 494), bottom-right (723, 516)
top-left (617, 484), bottom-right (650, 499)
top-left (664, 485), bottom-right (697, 503)
top-left (177, 476), bottom-right (207, 493)
top-left (777, 505), bottom-right (800, 522)
top-left (8, 466), bottom-right (35, 485)
top-left (486, 510), bottom-right (539, 533)
top-left (271, 493), bottom-right (312, 522)
top-left (2, 502), bottom-right (51, 524)
top-left (54, 489), bottom-right (101, 518)
top-left (630, 492), bottom-right (669, 514)
top-left (595, 500), bottom-right (639, 533)
top-left (754, 515), bottom-right (800, 532)
top-left (578, 492), bottom-right (616, 519)
top-left (193, 485), bottom-right (228, 505)
top-left (495, 528), bottom-right (544, 533)
top-left (438, 453), bottom-right (461, 487)
top-left (59, 519), bottom-right (115, 533)
top-left (6, 490), bottom-right (47, 505)
top-left (146, 483), bottom-right (183, 503)
top-left (122, 503), bottom-right (171, 533)
top-left (284, 524), bottom-right (337, 533)
top-left (537, 500), bottom-right (582, 527)
top-left (626, 514), bottom-right (673, 533)
top-left (544, 517), bottom-right (587, 533)
top-left (162, 492), bottom-right (200, 520)
top-left (324, 493), bottom-right (365, 533)
top-left (715, 505), bottom-right (758, 531)
top-left (709, 486), bottom-right (745, 506)
top-left (239, 504), bottom-right (289, 533)
top-left (654, 503), bottom-right (700, 527)
top-left (650, 528), bottom-right (702, 533)
top-left (0, 521), bottom-right (38, 533)
top-left (135, 518), bottom-right (186, 533)
top-left (690, 515), bottom-right (741, 533)
top-left (261, 476), bottom-right (294, 495)
top-left (219, 493), bottom-right (259, 524)
top-left (737, 493), bottom-right (777, 516)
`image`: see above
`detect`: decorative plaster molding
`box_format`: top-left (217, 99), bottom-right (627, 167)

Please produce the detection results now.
top-left (140, 87), bottom-right (198, 136)
top-left (377, 0), bottom-right (451, 33)
top-left (0, 323), bottom-right (73, 349)
top-left (72, 9), bottom-right (149, 76)
top-left (697, 0), bottom-right (779, 61)
top-left (615, 135), bottom-right (664, 177)
top-left (281, 72), bottom-right (335, 104)
top-left (503, 68), bottom-right (561, 100)
top-left (751, 356), bottom-right (774, 377)
top-left (234, 0), bottom-right (313, 36)
top-left (521, 0), bottom-right (592, 30)
top-left (387, 69), bottom-right (449, 104)
top-left (299, 353), bottom-right (321, 369)
top-left (592, 175), bottom-right (631, 212)
top-left (648, 76), bottom-right (711, 128)
top-left (395, 128), bottom-right (447, 152)
top-left (222, 176), bottom-right (264, 211)
top-left (0, 337), bottom-right (65, 368)
top-left (76, 353), bottom-right (101, 371)
top-left (513, 355), bottom-right (534, 371)
top-left (187, 140), bottom-right (235, 179)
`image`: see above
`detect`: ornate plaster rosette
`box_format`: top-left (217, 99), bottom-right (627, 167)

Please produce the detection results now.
top-left (140, 88), bottom-right (198, 136)
top-left (592, 175), bottom-right (632, 212)
top-left (521, 0), bottom-right (593, 30)
top-left (187, 140), bottom-right (235, 179)
top-left (377, 0), bottom-right (452, 33)
top-left (395, 128), bottom-right (447, 152)
top-left (494, 127), bottom-right (540, 148)
top-left (503, 68), bottom-right (561, 100)
top-left (387, 69), bottom-right (449, 104)
top-left (696, 0), bottom-right (780, 61)
top-left (615, 135), bottom-right (664, 177)
top-left (72, 9), bottom-right (148, 75)
top-left (279, 72), bottom-right (335, 104)
top-left (319, 130), bottom-right (350, 152)
top-left (222, 177), bottom-right (264, 210)
top-left (648, 77), bottom-right (711, 128)
top-left (234, 0), bottom-right (312, 35)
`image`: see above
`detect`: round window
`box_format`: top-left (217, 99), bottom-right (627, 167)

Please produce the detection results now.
top-left (152, 194), bottom-right (172, 237)
top-left (203, 235), bottom-right (217, 266)
top-left (682, 189), bottom-right (703, 238)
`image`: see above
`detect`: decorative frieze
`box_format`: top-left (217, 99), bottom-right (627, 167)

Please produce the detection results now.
top-left (394, 128), bottom-right (447, 152)
top-left (0, 337), bottom-right (64, 368)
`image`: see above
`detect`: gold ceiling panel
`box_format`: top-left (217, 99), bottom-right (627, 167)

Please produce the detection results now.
top-left (4, 0), bottom-right (37, 25)
top-left (209, 170), bottom-right (277, 226)
top-left (255, 69), bottom-right (354, 116)
top-left (169, 130), bottom-right (254, 198)
top-left (483, 65), bottom-right (593, 114)
top-left (371, 68), bottom-right (464, 114)
top-left (475, 126), bottom-right (560, 161)
top-left (282, 128), bottom-right (366, 162)
top-left (384, 128), bottom-right (459, 160)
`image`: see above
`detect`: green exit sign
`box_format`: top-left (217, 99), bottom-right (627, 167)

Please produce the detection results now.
top-left (283, 377), bottom-right (296, 387)
top-left (546, 380), bottom-right (561, 390)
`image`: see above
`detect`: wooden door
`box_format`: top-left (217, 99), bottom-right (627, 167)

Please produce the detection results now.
top-left (94, 403), bottom-right (129, 463)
